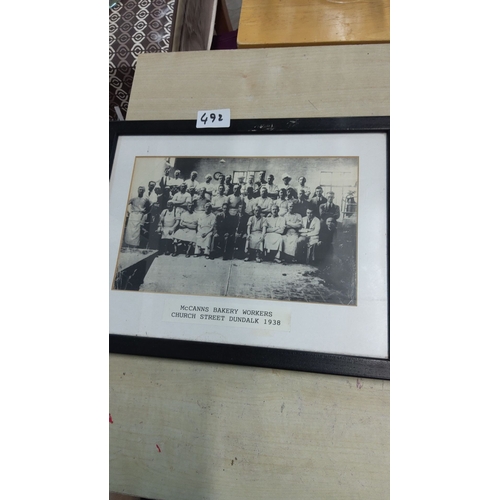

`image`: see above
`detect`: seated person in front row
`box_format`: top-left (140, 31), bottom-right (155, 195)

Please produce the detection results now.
top-left (194, 202), bottom-right (217, 259)
top-left (263, 204), bottom-right (285, 263)
top-left (234, 202), bottom-right (249, 259)
top-left (281, 200), bottom-right (303, 263)
top-left (172, 201), bottom-right (198, 257)
top-left (245, 205), bottom-right (265, 262)
top-left (296, 208), bottom-right (321, 265)
top-left (157, 200), bottom-right (176, 255)
top-left (214, 202), bottom-right (238, 260)
top-left (316, 216), bottom-right (336, 261)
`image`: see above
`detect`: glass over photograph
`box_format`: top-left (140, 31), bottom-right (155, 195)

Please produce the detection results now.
top-left (112, 155), bottom-right (359, 306)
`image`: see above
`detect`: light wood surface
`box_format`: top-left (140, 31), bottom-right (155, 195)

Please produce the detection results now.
top-left (127, 44), bottom-right (389, 120)
top-left (110, 355), bottom-right (389, 499)
top-left (112, 44), bottom-right (389, 499)
top-left (237, 0), bottom-right (390, 48)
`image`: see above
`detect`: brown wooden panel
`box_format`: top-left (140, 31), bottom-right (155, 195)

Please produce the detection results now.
top-left (237, 0), bottom-right (390, 48)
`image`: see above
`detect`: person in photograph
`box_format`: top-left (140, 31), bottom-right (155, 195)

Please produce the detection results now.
top-left (201, 174), bottom-right (215, 198)
top-left (169, 169), bottom-right (183, 189)
top-left (223, 174), bottom-right (233, 196)
top-left (297, 207), bottom-right (321, 265)
top-left (275, 188), bottom-right (289, 216)
top-left (254, 172), bottom-right (266, 193)
top-left (256, 186), bottom-right (273, 216)
top-left (245, 205), bottom-right (265, 262)
top-left (279, 173), bottom-right (294, 192)
top-left (243, 186), bottom-right (257, 217)
top-left (282, 200), bottom-right (303, 263)
top-left (214, 202), bottom-right (238, 260)
top-left (154, 185), bottom-right (166, 211)
top-left (193, 186), bottom-right (210, 213)
top-left (297, 176), bottom-right (312, 199)
top-left (227, 184), bottom-right (243, 215)
top-left (158, 159), bottom-right (172, 192)
top-left (309, 186), bottom-right (327, 218)
top-left (211, 183), bottom-right (229, 214)
top-left (172, 201), bottom-right (198, 257)
top-left (316, 216), bottom-right (336, 261)
top-left (236, 174), bottom-right (247, 194)
top-left (194, 202), bottom-right (217, 259)
top-left (158, 200), bottom-right (176, 255)
top-left (246, 173), bottom-right (255, 193)
top-left (295, 189), bottom-right (311, 217)
top-left (171, 182), bottom-right (191, 217)
top-left (185, 171), bottom-right (200, 192)
top-left (187, 186), bottom-right (197, 203)
top-left (234, 202), bottom-right (250, 259)
top-left (266, 174), bottom-right (279, 199)
top-left (319, 191), bottom-right (340, 224)
top-left (146, 188), bottom-right (163, 250)
top-left (286, 186), bottom-right (298, 201)
top-left (263, 204), bottom-right (285, 263)
top-left (145, 180), bottom-right (158, 202)
top-left (257, 171), bottom-right (267, 187)
top-left (124, 186), bottom-right (150, 248)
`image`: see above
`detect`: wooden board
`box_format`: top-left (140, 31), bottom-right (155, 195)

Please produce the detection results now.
top-left (110, 355), bottom-right (389, 499)
top-left (112, 43), bottom-right (390, 499)
top-left (127, 44), bottom-right (389, 120)
top-left (237, 0), bottom-right (390, 48)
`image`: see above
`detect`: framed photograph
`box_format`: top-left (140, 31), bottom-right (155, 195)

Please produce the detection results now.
top-left (109, 117), bottom-right (389, 379)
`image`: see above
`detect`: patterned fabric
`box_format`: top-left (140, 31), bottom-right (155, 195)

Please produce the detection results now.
top-left (109, 0), bottom-right (176, 121)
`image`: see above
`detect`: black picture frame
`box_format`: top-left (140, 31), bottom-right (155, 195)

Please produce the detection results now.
top-left (109, 117), bottom-right (389, 380)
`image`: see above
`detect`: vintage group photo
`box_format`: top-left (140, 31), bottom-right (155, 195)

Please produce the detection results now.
top-left (112, 155), bottom-right (359, 306)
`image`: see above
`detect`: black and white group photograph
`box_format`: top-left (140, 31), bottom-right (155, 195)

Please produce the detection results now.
top-left (112, 155), bottom-right (359, 306)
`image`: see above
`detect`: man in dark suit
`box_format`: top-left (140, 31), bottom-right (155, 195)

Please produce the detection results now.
top-left (214, 203), bottom-right (238, 260)
top-left (234, 202), bottom-right (250, 259)
top-left (295, 189), bottom-right (311, 217)
top-left (319, 191), bottom-right (340, 224)
top-left (309, 186), bottom-right (327, 218)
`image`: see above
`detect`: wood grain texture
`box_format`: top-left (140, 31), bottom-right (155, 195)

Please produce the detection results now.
top-left (112, 43), bottom-right (389, 499)
top-left (126, 44), bottom-right (389, 120)
top-left (110, 354), bottom-right (389, 499)
top-left (237, 0), bottom-right (390, 48)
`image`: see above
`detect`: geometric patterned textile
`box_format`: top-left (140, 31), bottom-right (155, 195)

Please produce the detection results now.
top-left (109, 0), bottom-right (176, 120)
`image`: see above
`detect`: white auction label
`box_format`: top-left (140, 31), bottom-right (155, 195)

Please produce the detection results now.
top-left (196, 109), bottom-right (231, 128)
top-left (163, 296), bottom-right (291, 332)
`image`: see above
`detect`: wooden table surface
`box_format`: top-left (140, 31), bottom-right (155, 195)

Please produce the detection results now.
top-left (112, 45), bottom-right (389, 500)
top-left (237, 0), bottom-right (390, 48)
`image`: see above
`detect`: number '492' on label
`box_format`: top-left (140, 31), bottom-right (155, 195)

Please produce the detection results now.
top-left (196, 109), bottom-right (231, 128)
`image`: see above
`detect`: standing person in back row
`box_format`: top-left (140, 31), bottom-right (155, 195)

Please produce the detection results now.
top-left (309, 186), bottom-right (327, 218)
top-left (319, 191), bottom-right (340, 224)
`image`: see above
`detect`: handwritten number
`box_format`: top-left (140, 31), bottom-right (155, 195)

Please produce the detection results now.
top-left (198, 110), bottom-right (228, 127)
